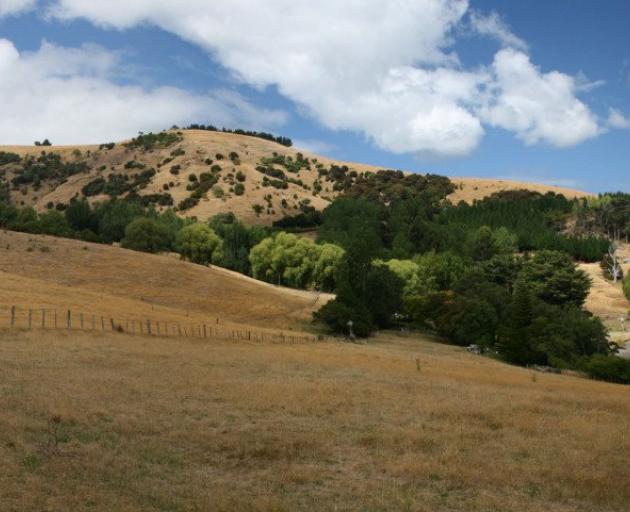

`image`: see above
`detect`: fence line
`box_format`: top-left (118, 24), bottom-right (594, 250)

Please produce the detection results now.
top-left (1, 305), bottom-right (331, 345)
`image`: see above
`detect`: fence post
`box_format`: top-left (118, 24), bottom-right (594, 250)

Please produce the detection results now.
top-left (101, 316), bottom-right (105, 331)
top-left (146, 320), bottom-right (152, 335)
top-left (10, 306), bottom-right (15, 328)
top-left (54, 309), bottom-right (57, 329)
top-left (178, 324), bottom-right (182, 337)
top-left (156, 321), bottom-right (160, 336)
top-left (67, 310), bottom-right (71, 329)
top-left (41, 309), bottom-right (45, 329)
top-left (203, 324), bottom-right (207, 338)
top-left (28, 309), bottom-right (32, 329)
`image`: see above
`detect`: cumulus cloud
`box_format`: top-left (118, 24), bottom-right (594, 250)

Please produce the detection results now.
top-left (0, 0), bottom-right (613, 155)
top-left (607, 109), bottom-right (630, 129)
top-left (469, 10), bottom-right (527, 50)
top-left (0, 39), bottom-right (286, 145)
top-left (480, 49), bottom-right (601, 147)
top-left (0, 0), bottom-right (35, 17)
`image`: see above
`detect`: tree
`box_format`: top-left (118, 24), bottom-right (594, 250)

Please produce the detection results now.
top-left (312, 243), bottom-right (345, 292)
top-left (601, 243), bottom-right (623, 282)
top-left (65, 199), bottom-right (98, 233)
top-left (175, 224), bottom-right (223, 265)
top-left (470, 225), bottom-right (498, 261)
top-left (364, 264), bottom-right (404, 328)
top-left (497, 280), bottom-right (536, 365)
top-left (249, 232), bottom-right (319, 289)
top-left (519, 250), bottom-right (591, 307)
top-left (38, 210), bottom-right (71, 237)
top-left (96, 200), bottom-right (145, 243)
top-left (121, 218), bottom-right (172, 253)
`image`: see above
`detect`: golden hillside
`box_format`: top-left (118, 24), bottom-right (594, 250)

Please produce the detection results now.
top-left (0, 130), bottom-right (592, 225)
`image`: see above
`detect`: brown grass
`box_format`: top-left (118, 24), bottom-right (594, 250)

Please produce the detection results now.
top-left (1, 328), bottom-right (629, 511)
top-left (0, 130), bottom-right (592, 225)
top-left (0, 230), bottom-right (331, 332)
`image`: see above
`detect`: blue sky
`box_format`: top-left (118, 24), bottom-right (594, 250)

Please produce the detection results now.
top-left (0, 0), bottom-right (628, 192)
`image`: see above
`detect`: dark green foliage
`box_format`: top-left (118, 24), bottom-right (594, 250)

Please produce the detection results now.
top-left (210, 213), bottom-right (269, 275)
top-left (273, 208), bottom-right (322, 229)
top-left (581, 355), bottom-right (630, 384)
top-left (170, 148), bottom-right (185, 157)
top-left (178, 197), bottom-right (199, 211)
top-left (0, 152), bottom-right (21, 166)
top-left (439, 191), bottom-right (608, 262)
top-left (124, 160), bottom-right (145, 170)
top-left (519, 250), bottom-right (590, 307)
top-left (234, 183), bottom-right (245, 195)
top-left (38, 210), bottom-right (72, 237)
top-left (364, 265), bottom-right (404, 328)
top-left (124, 132), bottom-right (181, 150)
top-left (121, 217), bottom-right (173, 253)
top-left (11, 152), bottom-right (88, 188)
top-left (99, 142), bottom-right (115, 150)
top-left (96, 200), bottom-right (145, 243)
top-left (82, 177), bottom-right (106, 197)
top-left (314, 299), bottom-right (373, 338)
top-left (65, 199), bottom-right (98, 233)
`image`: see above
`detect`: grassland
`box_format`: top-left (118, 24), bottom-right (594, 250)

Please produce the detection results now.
top-left (1, 328), bottom-right (629, 512)
top-left (1, 230), bottom-right (629, 511)
top-left (0, 130), bottom-right (592, 226)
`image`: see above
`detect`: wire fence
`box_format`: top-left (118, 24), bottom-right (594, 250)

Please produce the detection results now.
top-left (0, 305), bottom-right (331, 345)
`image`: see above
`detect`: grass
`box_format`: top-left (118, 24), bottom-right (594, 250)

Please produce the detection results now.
top-left (1, 328), bottom-right (629, 511)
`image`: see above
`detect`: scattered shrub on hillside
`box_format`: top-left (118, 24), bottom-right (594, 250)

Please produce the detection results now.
top-left (234, 183), bottom-right (245, 196)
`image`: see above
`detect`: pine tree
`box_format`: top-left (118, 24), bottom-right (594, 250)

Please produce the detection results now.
top-left (498, 280), bottom-right (534, 365)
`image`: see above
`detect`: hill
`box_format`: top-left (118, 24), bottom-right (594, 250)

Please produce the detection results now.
top-left (0, 229), bottom-right (330, 331)
top-left (0, 130), bottom-right (592, 225)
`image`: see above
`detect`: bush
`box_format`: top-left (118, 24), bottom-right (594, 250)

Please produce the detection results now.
top-left (175, 224), bottom-right (223, 265)
top-left (121, 218), bottom-right (173, 253)
top-left (234, 183), bottom-right (245, 196)
top-left (314, 299), bottom-right (373, 338)
top-left (212, 185), bottom-right (224, 198)
top-left (582, 354), bottom-right (630, 384)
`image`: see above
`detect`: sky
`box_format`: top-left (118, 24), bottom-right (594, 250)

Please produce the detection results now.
top-left (0, 0), bottom-right (628, 192)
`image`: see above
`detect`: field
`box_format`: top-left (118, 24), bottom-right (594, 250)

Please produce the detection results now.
top-left (2, 328), bottom-right (630, 512)
top-left (0, 230), bottom-right (629, 511)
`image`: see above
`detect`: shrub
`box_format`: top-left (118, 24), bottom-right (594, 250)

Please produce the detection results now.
top-left (212, 185), bottom-right (224, 198)
top-left (169, 165), bottom-right (181, 175)
top-left (121, 218), bottom-right (173, 253)
top-left (236, 171), bottom-right (246, 182)
top-left (314, 299), bottom-right (373, 338)
top-left (234, 183), bottom-right (245, 196)
top-left (582, 354), bottom-right (630, 384)
top-left (175, 224), bottom-right (223, 265)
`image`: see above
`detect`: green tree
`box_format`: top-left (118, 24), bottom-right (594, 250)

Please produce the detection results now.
top-left (38, 210), bottom-right (71, 237)
top-left (121, 218), bottom-right (172, 253)
top-left (519, 250), bottom-right (591, 307)
top-left (175, 224), bottom-right (223, 265)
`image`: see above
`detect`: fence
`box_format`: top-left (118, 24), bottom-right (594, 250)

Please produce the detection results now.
top-left (1, 305), bottom-right (331, 345)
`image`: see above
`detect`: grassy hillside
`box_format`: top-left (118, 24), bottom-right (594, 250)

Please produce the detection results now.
top-left (0, 230), bottom-right (330, 331)
top-left (0, 130), bottom-right (591, 225)
top-left (1, 329), bottom-right (629, 512)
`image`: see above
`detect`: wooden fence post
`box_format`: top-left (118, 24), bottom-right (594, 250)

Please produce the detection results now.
top-left (178, 324), bottom-right (182, 337)
top-left (54, 309), bottom-right (57, 329)
top-left (203, 324), bottom-right (207, 338)
top-left (28, 308), bottom-right (32, 329)
top-left (156, 321), bottom-right (160, 336)
top-left (67, 310), bottom-right (71, 329)
top-left (146, 319), bottom-right (152, 335)
top-left (101, 316), bottom-right (105, 331)
top-left (10, 306), bottom-right (15, 328)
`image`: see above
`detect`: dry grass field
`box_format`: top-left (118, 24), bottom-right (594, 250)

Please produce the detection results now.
top-left (0, 230), bottom-right (331, 332)
top-left (0, 130), bottom-right (592, 226)
top-left (1, 328), bottom-right (629, 512)
top-left (1, 230), bottom-right (629, 511)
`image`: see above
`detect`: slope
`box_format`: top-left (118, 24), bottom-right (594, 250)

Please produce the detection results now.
top-left (0, 129), bottom-right (592, 226)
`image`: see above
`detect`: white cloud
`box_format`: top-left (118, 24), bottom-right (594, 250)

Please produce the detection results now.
top-left (480, 49), bottom-right (601, 147)
top-left (607, 108), bottom-right (630, 129)
top-left (0, 0), bottom-right (35, 16)
top-left (0, 39), bottom-right (287, 145)
top-left (0, 0), bottom-right (611, 155)
top-left (293, 139), bottom-right (335, 155)
top-left (469, 10), bottom-right (527, 50)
